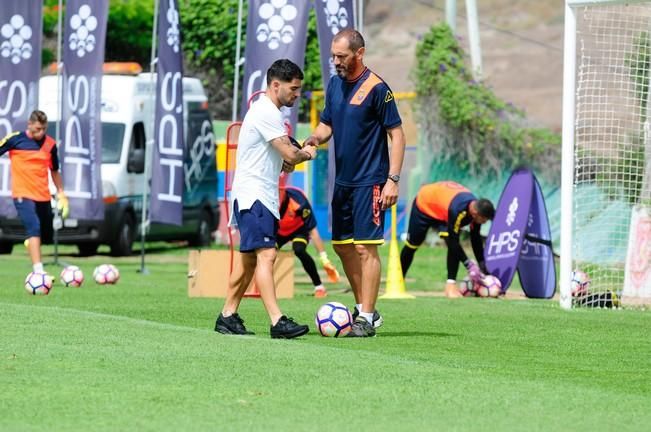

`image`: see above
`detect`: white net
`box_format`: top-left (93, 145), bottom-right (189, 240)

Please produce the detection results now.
top-left (572, 1), bottom-right (651, 307)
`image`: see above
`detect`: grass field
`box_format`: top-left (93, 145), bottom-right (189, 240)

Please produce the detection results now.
top-left (2, 242), bottom-right (651, 431)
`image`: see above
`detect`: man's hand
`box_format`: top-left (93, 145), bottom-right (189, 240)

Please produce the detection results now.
top-left (302, 145), bottom-right (317, 161)
top-left (57, 192), bottom-right (69, 219)
top-left (464, 260), bottom-right (485, 284)
top-left (319, 251), bottom-right (339, 283)
top-left (379, 180), bottom-right (399, 211)
top-left (303, 135), bottom-right (320, 148)
top-left (282, 160), bottom-right (295, 173)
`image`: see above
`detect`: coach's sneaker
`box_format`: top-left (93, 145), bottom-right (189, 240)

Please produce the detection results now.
top-left (215, 313), bottom-right (254, 335)
top-left (270, 316), bottom-right (309, 339)
top-left (352, 306), bottom-right (384, 328)
top-left (347, 316), bottom-right (376, 338)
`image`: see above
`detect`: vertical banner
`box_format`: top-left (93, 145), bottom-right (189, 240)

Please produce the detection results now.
top-left (517, 176), bottom-right (556, 298)
top-left (484, 168), bottom-right (533, 292)
top-left (150, 0), bottom-right (184, 225)
top-left (314, 0), bottom-right (354, 90)
top-left (0, 0), bottom-right (43, 218)
top-left (240, 0), bottom-right (310, 131)
top-left (61, 0), bottom-right (107, 220)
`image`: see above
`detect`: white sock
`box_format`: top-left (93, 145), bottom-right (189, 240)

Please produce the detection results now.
top-left (314, 284), bottom-right (325, 291)
top-left (33, 262), bottom-right (44, 273)
top-left (356, 303), bottom-right (363, 312)
top-left (360, 311), bottom-right (374, 324)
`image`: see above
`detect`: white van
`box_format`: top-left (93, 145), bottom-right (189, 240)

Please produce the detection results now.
top-left (0, 63), bottom-right (219, 256)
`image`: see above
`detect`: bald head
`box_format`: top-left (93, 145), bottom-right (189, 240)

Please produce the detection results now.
top-left (333, 28), bottom-right (365, 52)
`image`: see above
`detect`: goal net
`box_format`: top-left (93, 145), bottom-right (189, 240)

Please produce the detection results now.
top-left (561, 0), bottom-right (651, 308)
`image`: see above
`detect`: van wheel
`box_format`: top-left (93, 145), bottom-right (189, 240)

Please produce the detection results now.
top-left (0, 242), bottom-right (13, 254)
top-left (77, 243), bottom-right (99, 256)
top-left (189, 209), bottom-right (213, 247)
top-left (110, 213), bottom-right (135, 256)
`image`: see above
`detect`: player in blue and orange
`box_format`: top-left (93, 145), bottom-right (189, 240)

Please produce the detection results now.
top-left (277, 186), bottom-right (340, 298)
top-left (0, 110), bottom-right (69, 276)
top-left (400, 181), bottom-right (495, 298)
top-left (304, 29), bottom-right (406, 337)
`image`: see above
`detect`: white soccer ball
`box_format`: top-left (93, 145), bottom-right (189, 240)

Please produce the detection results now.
top-left (93, 264), bottom-right (120, 285)
top-left (458, 277), bottom-right (478, 297)
top-left (570, 269), bottom-right (590, 297)
top-left (315, 302), bottom-right (352, 337)
top-left (60, 265), bottom-right (84, 287)
top-left (24, 272), bottom-right (53, 295)
top-left (476, 275), bottom-right (502, 298)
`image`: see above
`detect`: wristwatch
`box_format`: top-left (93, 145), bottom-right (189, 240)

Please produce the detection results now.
top-left (388, 174), bottom-right (400, 183)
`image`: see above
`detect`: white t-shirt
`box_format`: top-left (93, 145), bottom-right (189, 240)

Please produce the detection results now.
top-left (230, 94), bottom-right (286, 225)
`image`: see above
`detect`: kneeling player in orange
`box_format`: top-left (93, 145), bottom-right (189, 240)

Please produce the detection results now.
top-left (278, 186), bottom-right (340, 297)
top-left (400, 181), bottom-right (494, 297)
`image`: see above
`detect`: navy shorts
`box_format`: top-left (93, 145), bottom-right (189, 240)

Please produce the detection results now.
top-left (14, 198), bottom-right (53, 243)
top-left (404, 199), bottom-right (446, 248)
top-left (331, 183), bottom-right (385, 245)
top-left (233, 199), bottom-right (278, 253)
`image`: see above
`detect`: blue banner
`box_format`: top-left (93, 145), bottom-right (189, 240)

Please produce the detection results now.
top-left (61, 0), bottom-right (107, 220)
top-left (517, 175), bottom-right (556, 298)
top-left (0, 0), bottom-right (43, 218)
top-left (314, 0), bottom-right (354, 91)
top-left (240, 0), bottom-right (310, 132)
top-left (150, 0), bottom-right (185, 225)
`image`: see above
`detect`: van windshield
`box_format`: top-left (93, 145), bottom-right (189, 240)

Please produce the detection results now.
top-left (101, 123), bottom-right (125, 163)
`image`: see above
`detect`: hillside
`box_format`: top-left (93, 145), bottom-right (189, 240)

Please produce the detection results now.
top-left (363, 0), bottom-right (564, 131)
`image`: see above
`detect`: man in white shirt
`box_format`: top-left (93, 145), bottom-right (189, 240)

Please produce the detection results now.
top-left (215, 59), bottom-right (317, 339)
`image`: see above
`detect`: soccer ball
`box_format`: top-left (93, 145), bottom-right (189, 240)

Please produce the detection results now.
top-left (93, 264), bottom-right (120, 285)
top-left (458, 277), bottom-right (478, 297)
top-left (24, 272), bottom-right (53, 295)
top-left (60, 265), bottom-right (84, 287)
top-left (315, 302), bottom-right (352, 337)
top-left (476, 275), bottom-right (502, 298)
top-left (570, 270), bottom-right (590, 297)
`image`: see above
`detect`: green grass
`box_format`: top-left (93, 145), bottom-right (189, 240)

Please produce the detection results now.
top-left (1, 243), bottom-right (651, 431)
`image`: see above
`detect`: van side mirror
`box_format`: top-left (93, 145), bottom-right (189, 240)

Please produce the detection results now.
top-left (127, 148), bottom-right (145, 174)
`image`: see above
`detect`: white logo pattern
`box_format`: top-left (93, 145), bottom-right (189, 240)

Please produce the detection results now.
top-left (165, 0), bottom-right (181, 53)
top-left (256, 0), bottom-right (298, 50)
top-left (506, 197), bottom-right (518, 227)
top-left (322, 0), bottom-right (349, 35)
top-left (68, 5), bottom-right (99, 58)
top-left (0, 15), bottom-right (33, 65)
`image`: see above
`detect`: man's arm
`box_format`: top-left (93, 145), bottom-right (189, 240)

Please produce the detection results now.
top-left (379, 125), bottom-right (406, 210)
top-left (270, 135), bottom-right (316, 164)
top-left (469, 224), bottom-right (486, 272)
top-left (51, 170), bottom-right (69, 218)
top-left (51, 171), bottom-right (64, 194)
top-left (302, 122), bottom-right (332, 147)
top-left (0, 131), bottom-right (19, 157)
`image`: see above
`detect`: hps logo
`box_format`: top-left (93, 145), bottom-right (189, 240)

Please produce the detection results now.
top-left (68, 5), bottom-right (99, 58)
top-left (487, 196), bottom-right (521, 256)
top-left (321, 0), bottom-right (350, 35)
top-left (506, 197), bottom-right (518, 226)
top-left (164, 0), bottom-right (181, 53)
top-left (0, 15), bottom-right (33, 65)
top-left (256, 0), bottom-right (298, 50)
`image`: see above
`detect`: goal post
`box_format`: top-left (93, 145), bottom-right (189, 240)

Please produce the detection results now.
top-left (561, 0), bottom-right (651, 309)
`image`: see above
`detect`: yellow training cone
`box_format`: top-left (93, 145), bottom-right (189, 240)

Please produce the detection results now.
top-left (380, 204), bottom-right (415, 299)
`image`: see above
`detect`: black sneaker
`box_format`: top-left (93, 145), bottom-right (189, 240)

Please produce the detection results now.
top-left (347, 316), bottom-right (376, 337)
top-left (215, 313), bottom-right (254, 335)
top-left (352, 307), bottom-right (384, 328)
top-left (270, 316), bottom-right (309, 339)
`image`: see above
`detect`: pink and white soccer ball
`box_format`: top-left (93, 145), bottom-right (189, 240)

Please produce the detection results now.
top-left (315, 302), bottom-right (353, 337)
top-left (476, 275), bottom-right (502, 298)
top-left (60, 265), bottom-right (84, 287)
top-left (570, 270), bottom-right (590, 296)
top-left (93, 264), bottom-right (120, 285)
top-left (458, 277), bottom-right (478, 297)
top-left (24, 272), bottom-right (53, 295)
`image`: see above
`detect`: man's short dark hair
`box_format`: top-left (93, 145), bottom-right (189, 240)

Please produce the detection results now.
top-left (333, 28), bottom-right (365, 52)
top-left (476, 199), bottom-right (495, 220)
top-left (29, 110), bottom-right (47, 124)
top-left (266, 59), bottom-right (304, 85)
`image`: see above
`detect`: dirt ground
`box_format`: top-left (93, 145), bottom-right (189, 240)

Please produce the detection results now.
top-left (362, 0), bottom-right (564, 132)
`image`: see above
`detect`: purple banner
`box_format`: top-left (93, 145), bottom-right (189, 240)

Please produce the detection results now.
top-left (517, 175), bottom-right (556, 298)
top-left (150, 0), bottom-right (184, 225)
top-left (61, 0), bottom-right (107, 220)
top-left (314, 0), bottom-right (354, 91)
top-left (240, 0), bottom-right (310, 131)
top-left (0, 0), bottom-right (43, 218)
top-left (485, 168), bottom-right (533, 292)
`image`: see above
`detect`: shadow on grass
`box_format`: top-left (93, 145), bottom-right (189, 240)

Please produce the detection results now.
top-left (379, 331), bottom-right (457, 338)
